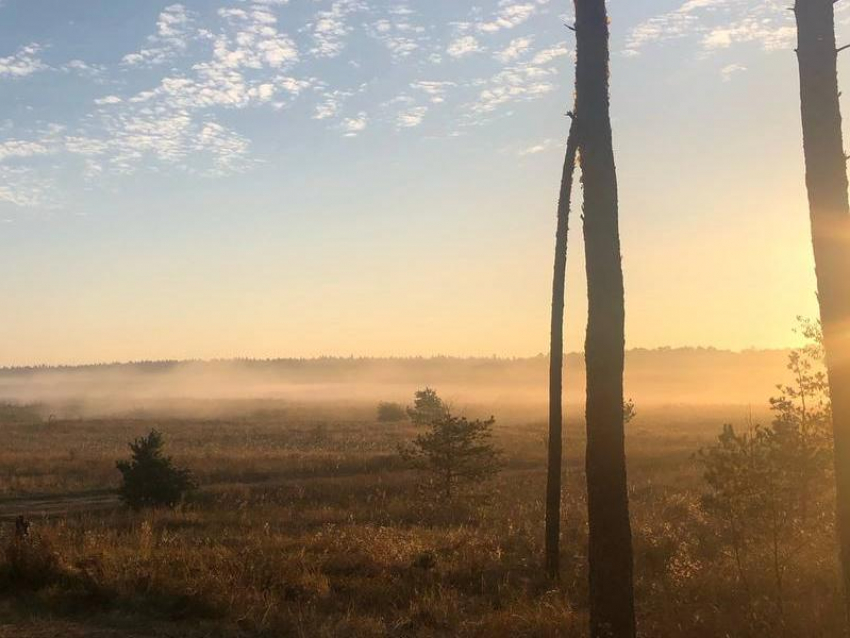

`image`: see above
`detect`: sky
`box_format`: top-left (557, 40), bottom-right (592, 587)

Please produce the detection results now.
top-left (0, 0), bottom-right (846, 366)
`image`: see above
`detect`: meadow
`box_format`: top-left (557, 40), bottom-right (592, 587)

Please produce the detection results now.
top-left (0, 399), bottom-right (842, 637)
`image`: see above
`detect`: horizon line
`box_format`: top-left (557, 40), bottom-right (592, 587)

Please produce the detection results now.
top-left (0, 345), bottom-right (796, 372)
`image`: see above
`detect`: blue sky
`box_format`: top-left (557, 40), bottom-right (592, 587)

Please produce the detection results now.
top-left (0, 0), bottom-right (580, 205)
top-left (0, 0), bottom-right (845, 365)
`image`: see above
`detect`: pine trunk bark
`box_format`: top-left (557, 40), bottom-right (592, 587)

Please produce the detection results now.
top-left (546, 114), bottom-right (579, 579)
top-left (575, 0), bottom-right (636, 636)
top-left (795, 0), bottom-right (850, 621)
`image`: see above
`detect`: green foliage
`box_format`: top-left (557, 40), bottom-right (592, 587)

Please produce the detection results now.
top-left (698, 319), bottom-right (833, 615)
top-left (116, 430), bottom-right (197, 510)
top-left (400, 390), bottom-right (502, 500)
top-left (406, 387), bottom-right (448, 426)
top-left (376, 401), bottom-right (407, 423)
top-left (769, 317), bottom-right (831, 445)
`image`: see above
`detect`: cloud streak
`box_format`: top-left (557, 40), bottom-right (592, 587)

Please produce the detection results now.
top-left (0, 43), bottom-right (47, 78)
top-left (310, 0), bottom-right (367, 58)
top-left (122, 4), bottom-right (195, 67)
top-left (625, 0), bottom-right (794, 56)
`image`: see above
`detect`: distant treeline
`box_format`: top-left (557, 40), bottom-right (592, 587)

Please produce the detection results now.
top-left (0, 347), bottom-right (788, 378)
top-left (0, 348), bottom-right (791, 410)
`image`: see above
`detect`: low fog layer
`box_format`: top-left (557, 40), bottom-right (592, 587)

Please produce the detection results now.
top-left (0, 348), bottom-right (790, 418)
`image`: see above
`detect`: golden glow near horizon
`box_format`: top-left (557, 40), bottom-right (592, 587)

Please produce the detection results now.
top-left (0, 165), bottom-right (819, 366)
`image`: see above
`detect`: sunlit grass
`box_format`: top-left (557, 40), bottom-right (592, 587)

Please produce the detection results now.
top-left (0, 404), bottom-right (842, 637)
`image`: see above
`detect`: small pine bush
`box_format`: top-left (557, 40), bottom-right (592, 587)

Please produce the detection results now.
top-left (400, 389), bottom-right (502, 500)
top-left (116, 429), bottom-right (197, 510)
top-left (377, 402), bottom-right (407, 422)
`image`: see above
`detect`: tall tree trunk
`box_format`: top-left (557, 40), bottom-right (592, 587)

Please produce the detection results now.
top-left (575, 0), bottom-right (636, 636)
top-left (546, 113), bottom-right (579, 580)
top-left (795, 0), bottom-right (850, 621)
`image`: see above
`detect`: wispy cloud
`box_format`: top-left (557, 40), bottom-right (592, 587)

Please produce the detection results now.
top-left (720, 62), bottom-right (746, 81)
top-left (396, 105), bottom-right (428, 129)
top-left (702, 19), bottom-right (794, 52)
top-left (495, 37), bottom-right (533, 63)
top-left (61, 59), bottom-right (106, 79)
top-left (213, 7), bottom-right (299, 70)
top-left (313, 89), bottom-right (352, 120)
top-left (468, 62), bottom-right (558, 116)
top-left (0, 165), bottom-right (55, 208)
top-left (518, 138), bottom-right (554, 156)
top-left (0, 0), bottom-right (573, 207)
top-left (531, 43), bottom-right (570, 65)
top-left (0, 43), bottom-right (47, 78)
top-left (0, 127), bottom-right (112, 207)
top-left (625, 0), bottom-right (793, 57)
top-left (0, 139), bottom-right (52, 162)
top-left (94, 95), bottom-right (122, 106)
top-left (122, 4), bottom-right (194, 67)
top-left (310, 0), bottom-right (367, 58)
top-left (478, 1), bottom-right (542, 34)
top-left (447, 36), bottom-right (482, 58)
top-left (341, 112), bottom-right (368, 136)
top-left (411, 81), bottom-right (456, 104)
top-left (368, 4), bottom-right (429, 60)
top-left (88, 4), bottom-right (310, 177)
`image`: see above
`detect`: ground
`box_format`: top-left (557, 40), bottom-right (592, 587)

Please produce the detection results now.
top-left (0, 402), bottom-right (843, 637)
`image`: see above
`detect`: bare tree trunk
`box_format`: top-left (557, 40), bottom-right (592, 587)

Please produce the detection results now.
top-left (575, 0), bottom-right (636, 636)
top-left (546, 113), bottom-right (579, 580)
top-left (795, 0), bottom-right (850, 623)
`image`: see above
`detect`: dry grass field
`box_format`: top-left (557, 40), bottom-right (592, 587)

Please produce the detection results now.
top-left (0, 400), bottom-right (842, 637)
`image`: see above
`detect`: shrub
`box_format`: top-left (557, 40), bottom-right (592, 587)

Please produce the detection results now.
top-left (406, 388), bottom-right (449, 426)
top-left (697, 319), bottom-right (833, 618)
top-left (116, 429), bottom-right (197, 510)
top-left (400, 411), bottom-right (502, 500)
top-left (377, 402), bottom-right (407, 423)
top-left (2, 532), bottom-right (64, 591)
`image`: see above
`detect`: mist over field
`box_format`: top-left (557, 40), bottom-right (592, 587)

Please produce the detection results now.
top-left (0, 348), bottom-right (790, 418)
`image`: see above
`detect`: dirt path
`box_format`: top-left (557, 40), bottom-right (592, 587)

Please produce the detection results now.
top-left (0, 491), bottom-right (119, 522)
top-left (0, 624), bottom-right (145, 638)
top-left (0, 463), bottom-right (414, 524)
top-left (0, 621), bottom-right (221, 637)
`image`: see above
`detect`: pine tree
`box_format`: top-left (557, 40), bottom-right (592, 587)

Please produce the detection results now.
top-left (406, 387), bottom-right (449, 425)
top-left (116, 430), bottom-right (196, 510)
top-left (575, 0), bottom-right (636, 635)
top-left (794, 0), bottom-right (850, 621)
top-left (401, 413), bottom-right (502, 499)
top-left (546, 111), bottom-right (580, 579)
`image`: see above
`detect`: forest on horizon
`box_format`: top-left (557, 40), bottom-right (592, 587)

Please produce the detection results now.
top-left (0, 346), bottom-right (792, 414)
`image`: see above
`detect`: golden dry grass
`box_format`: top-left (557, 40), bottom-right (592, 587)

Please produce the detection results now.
top-left (0, 404), bottom-right (843, 637)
